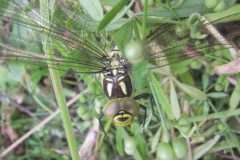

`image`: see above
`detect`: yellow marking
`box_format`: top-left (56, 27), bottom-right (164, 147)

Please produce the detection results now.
top-left (118, 76), bottom-right (125, 81)
top-left (111, 60), bottom-right (120, 66)
top-left (119, 81), bottom-right (127, 95)
top-left (105, 78), bottom-right (113, 82)
top-left (118, 70), bottom-right (124, 73)
top-left (113, 69), bottom-right (117, 76)
top-left (100, 73), bottom-right (104, 86)
top-left (107, 83), bottom-right (113, 97)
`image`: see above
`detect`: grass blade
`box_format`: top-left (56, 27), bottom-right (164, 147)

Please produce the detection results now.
top-left (40, 1), bottom-right (80, 160)
top-left (98, 0), bottom-right (128, 31)
top-left (78, 0), bottom-right (103, 21)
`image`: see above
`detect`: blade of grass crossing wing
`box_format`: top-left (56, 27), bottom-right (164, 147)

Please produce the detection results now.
top-left (40, 1), bottom-right (80, 160)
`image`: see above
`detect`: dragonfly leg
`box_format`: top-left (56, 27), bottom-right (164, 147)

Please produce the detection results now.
top-left (134, 93), bottom-right (160, 121)
top-left (98, 112), bottom-right (107, 138)
top-left (139, 104), bottom-right (147, 130)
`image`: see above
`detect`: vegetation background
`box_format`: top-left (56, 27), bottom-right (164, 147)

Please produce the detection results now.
top-left (0, 0), bottom-right (240, 159)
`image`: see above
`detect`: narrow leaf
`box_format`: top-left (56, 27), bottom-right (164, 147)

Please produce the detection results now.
top-left (205, 4), bottom-right (240, 23)
top-left (230, 81), bottom-right (240, 109)
top-left (207, 92), bottom-right (228, 99)
top-left (149, 73), bottom-right (174, 120)
top-left (170, 79), bottom-right (181, 119)
top-left (98, 0), bottom-right (128, 31)
top-left (78, 0), bottom-right (103, 21)
top-left (174, 80), bottom-right (207, 100)
top-left (151, 128), bottom-right (161, 151)
top-left (193, 135), bottom-right (220, 160)
top-left (115, 127), bottom-right (125, 156)
top-left (228, 132), bottom-right (240, 152)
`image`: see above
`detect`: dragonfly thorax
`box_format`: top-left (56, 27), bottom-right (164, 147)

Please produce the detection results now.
top-left (102, 52), bottom-right (133, 99)
top-left (103, 52), bottom-right (128, 76)
top-left (102, 51), bottom-right (135, 127)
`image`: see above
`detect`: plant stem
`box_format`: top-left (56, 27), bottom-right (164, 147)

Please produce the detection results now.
top-left (40, 1), bottom-right (80, 160)
top-left (142, 0), bottom-right (148, 38)
top-left (180, 108), bottom-right (240, 123)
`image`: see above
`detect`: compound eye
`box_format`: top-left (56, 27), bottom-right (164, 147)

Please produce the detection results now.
top-left (113, 111), bottom-right (133, 126)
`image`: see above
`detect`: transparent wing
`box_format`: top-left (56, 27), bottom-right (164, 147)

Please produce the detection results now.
top-left (0, 0), bottom-right (107, 73)
top-left (0, 42), bottom-right (104, 74)
top-left (146, 13), bottom-right (240, 69)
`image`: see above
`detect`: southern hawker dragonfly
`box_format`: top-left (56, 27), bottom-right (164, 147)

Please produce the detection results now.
top-left (0, 0), bottom-right (240, 133)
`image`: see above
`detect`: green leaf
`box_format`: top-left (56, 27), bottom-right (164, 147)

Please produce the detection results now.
top-left (147, 0), bottom-right (208, 18)
top-left (105, 18), bottom-right (127, 31)
top-left (132, 60), bottom-right (150, 90)
top-left (98, 0), bottom-right (128, 31)
top-left (150, 127), bottom-right (161, 151)
top-left (174, 80), bottom-right (207, 100)
top-left (207, 92), bottom-right (228, 99)
top-left (202, 73), bottom-right (209, 91)
top-left (115, 127), bottom-right (126, 156)
top-left (101, 0), bottom-right (120, 6)
top-left (170, 79), bottom-right (181, 119)
top-left (78, 0), bottom-right (103, 21)
top-left (205, 4), bottom-right (240, 23)
top-left (112, 20), bottom-right (134, 52)
top-left (146, 0), bottom-right (236, 18)
top-left (193, 135), bottom-right (220, 160)
top-left (135, 134), bottom-right (146, 158)
top-left (230, 81), bottom-right (240, 109)
top-left (149, 73), bottom-right (174, 120)
top-left (179, 109), bottom-right (240, 123)
top-left (8, 64), bottom-right (26, 83)
top-left (179, 71), bottom-right (195, 86)
top-left (228, 132), bottom-right (240, 152)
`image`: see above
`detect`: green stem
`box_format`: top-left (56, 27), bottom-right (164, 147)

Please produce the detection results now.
top-left (40, 1), bottom-right (79, 160)
top-left (142, 0), bottom-right (148, 38)
top-left (180, 108), bottom-right (240, 123)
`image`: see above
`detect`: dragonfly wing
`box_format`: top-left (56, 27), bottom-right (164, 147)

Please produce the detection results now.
top-left (146, 13), bottom-right (240, 69)
top-left (0, 42), bottom-right (104, 74)
top-left (0, 0), bottom-right (107, 74)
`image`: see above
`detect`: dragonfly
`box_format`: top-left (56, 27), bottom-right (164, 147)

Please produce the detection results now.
top-left (0, 0), bottom-right (239, 133)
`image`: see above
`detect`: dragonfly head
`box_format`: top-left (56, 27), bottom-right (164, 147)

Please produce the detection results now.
top-left (104, 97), bottom-right (140, 126)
